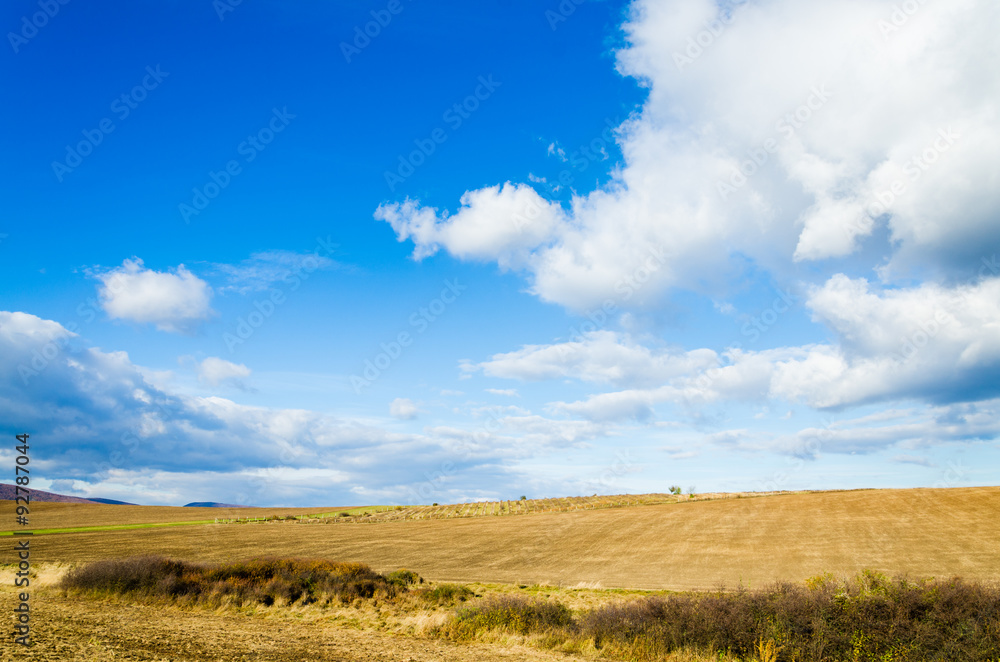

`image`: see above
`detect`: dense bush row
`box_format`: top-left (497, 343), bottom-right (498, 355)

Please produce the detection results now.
top-left (447, 571), bottom-right (1000, 662)
top-left (61, 556), bottom-right (403, 606)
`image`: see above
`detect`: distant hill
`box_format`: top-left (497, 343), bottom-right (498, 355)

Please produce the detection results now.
top-left (0, 483), bottom-right (135, 505)
top-left (183, 502), bottom-right (251, 508)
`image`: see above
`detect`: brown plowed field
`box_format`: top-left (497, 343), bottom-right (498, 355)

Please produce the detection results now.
top-left (15, 487), bottom-right (1000, 591)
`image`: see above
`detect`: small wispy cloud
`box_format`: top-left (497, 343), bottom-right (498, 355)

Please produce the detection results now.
top-left (390, 397), bottom-right (419, 420)
top-left (485, 388), bottom-right (520, 397)
top-left (891, 454), bottom-right (936, 467)
top-left (197, 357), bottom-right (253, 391)
top-left (213, 250), bottom-right (340, 294)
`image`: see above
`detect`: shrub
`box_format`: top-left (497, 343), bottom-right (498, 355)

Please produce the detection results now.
top-left (448, 594), bottom-right (572, 639)
top-left (61, 557), bottom-right (198, 598)
top-left (61, 557), bottom-right (403, 607)
top-left (385, 568), bottom-right (422, 587)
top-left (578, 573), bottom-right (1000, 661)
top-left (418, 583), bottom-right (475, 606)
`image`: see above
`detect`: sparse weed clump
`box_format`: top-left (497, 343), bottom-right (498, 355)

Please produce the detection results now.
top-left (61, 556), bottom-right (402, 607)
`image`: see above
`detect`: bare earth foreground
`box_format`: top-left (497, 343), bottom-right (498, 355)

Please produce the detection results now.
top-left (3, 487), bottom-right (999, 660)
top-left (0, 586), bottom-right (564, 661)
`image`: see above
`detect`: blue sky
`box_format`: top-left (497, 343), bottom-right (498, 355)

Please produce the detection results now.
top-left (1, 0), bottom-right (998, 506)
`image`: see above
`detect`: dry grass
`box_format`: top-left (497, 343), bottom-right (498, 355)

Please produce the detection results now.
top-left (2, 490), bottom-right (783, 534)
top-left (295, 491), bottom-right (781, 523)
top-left (23, 486), bottom-right (1000, 591)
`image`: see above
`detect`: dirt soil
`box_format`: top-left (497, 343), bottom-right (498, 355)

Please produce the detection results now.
top-left (1, 587), bottom-right (568, 662)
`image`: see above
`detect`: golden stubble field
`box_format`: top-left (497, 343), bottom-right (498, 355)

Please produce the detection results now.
top-left (13, 486), bottom-right (1000, 590)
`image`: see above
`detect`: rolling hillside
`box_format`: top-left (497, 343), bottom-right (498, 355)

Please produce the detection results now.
top-left (0, 482), bottom-right (133, 504)
top-left (23, 486), bottom-right (1000, 591)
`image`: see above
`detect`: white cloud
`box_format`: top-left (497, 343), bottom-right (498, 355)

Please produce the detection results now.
top-left (472, 276), bottom-right (1000, 420)
top-left (2, 311), bottom-right (559, 505)
top-left (93, 258), bottom-right (214, 334)
top-left (468, 330), bottom-right (717, 388)
top-left (892, 454), bottom-right (935, 467)
top-left (213, 249), bottom-right (340, 294)
top-left (771, 274), bottom-right (1000, 408)
top-left (375, 183), bottom-right (567, 267)
top-left (376, 0), bottom-right (1000, 310)
top-left (485, 388), bottom-right (520, 397)
top-left (197, 357), bottom-right (251, 389)
top-left (769, 400), bottom-right (1000, 457)
top-left (389, 397), bottom-right (419, 420)
top-left (0, 310), bottom-right (76, 347)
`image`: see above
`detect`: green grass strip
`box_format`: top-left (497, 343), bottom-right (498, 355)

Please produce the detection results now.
top-left (0, 519), bottom-right (217, 536)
